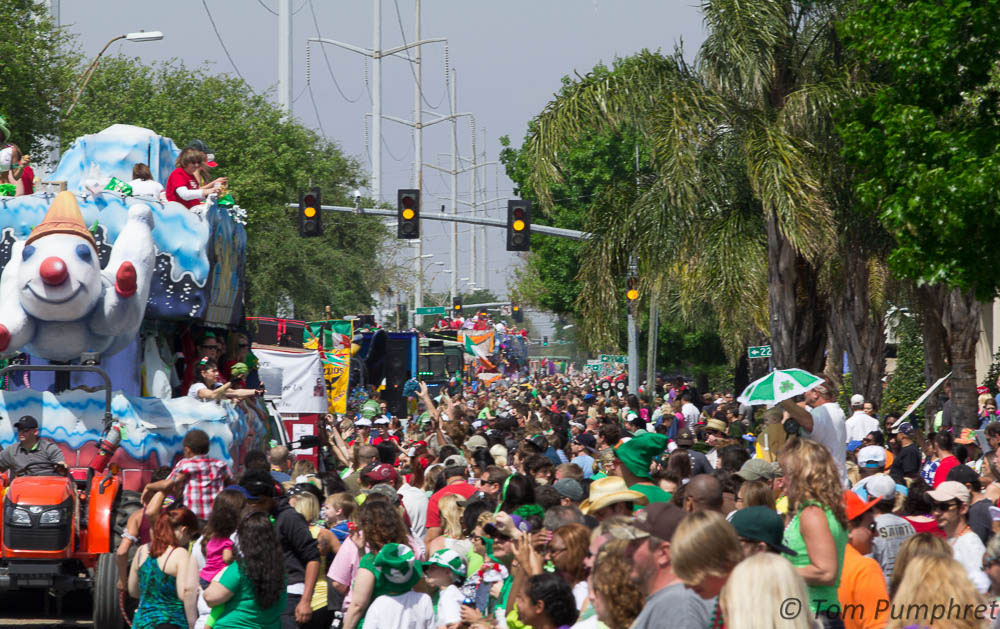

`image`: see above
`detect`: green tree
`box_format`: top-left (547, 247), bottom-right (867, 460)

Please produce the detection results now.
top-left (519, 2), bottom-right (858, 370)
top-left (838, 0), bottom-right (1000, 426)
top-left (59, 57), bottom-right (393, 320)
top-left (0, 0), bottom-right (78, 155)
top-left (881, 314), bottom-right (926, 427)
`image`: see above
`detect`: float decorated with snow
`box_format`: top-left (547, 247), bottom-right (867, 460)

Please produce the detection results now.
top-left (0, 125), bottom-right (264, 490)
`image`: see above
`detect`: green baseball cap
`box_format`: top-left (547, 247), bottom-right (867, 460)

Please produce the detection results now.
top-left (730, 506), bottom-right (796, 556)
top-left (737, 459), bottom-right (781, 482)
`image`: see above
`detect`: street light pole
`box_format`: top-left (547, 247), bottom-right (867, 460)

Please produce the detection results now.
top-left (65, 30), bottom-right (164, 117)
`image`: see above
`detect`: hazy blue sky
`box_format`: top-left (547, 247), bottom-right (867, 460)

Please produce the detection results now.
top-left (61, 0), bottom-right (706, 311)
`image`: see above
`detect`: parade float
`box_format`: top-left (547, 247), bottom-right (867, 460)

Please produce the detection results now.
top-left (0, 124), bottom-right (265, 625)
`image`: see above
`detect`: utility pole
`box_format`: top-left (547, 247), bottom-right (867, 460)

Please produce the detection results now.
top-left (627, 255), bottom-right (639, 396)
top-left (278, 0), bottom-right (292, 115)
top-left (646, 293), bottom-right (658, 394)
top-left (309, 0), bottom-right (444, 204)
top-left (412, 0), bottom-right (423, 328)
top-left (450, 68), bottom-right (458, 302)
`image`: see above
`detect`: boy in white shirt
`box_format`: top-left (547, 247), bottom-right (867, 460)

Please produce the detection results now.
top-left (422, 548), bottom-right (468, 629)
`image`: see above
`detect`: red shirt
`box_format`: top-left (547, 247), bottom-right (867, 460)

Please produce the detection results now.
top-left (165, 167), bottom-right (200, 208)
top-left (933, 455), bottom-right (959, 488)
top-left (21, 165), bottom-right (33, 195)
top-left (426, 480), bottom-right (477, 528)
top-left (168, 456), bottom-right (232, 521)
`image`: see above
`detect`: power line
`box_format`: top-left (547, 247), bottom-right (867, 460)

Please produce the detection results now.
top-left (292, 84), bottom-right (308, 103)
top-left (203, 0), bottom-right (247, 82)
top-left (307, 0), bottom-right (364, 103)
top-left (391, 0), bottom-right (446, 109)
top-left (308, 83), bottom-right (328, 138)
top-left (256, 0), bottom-right (277, 15)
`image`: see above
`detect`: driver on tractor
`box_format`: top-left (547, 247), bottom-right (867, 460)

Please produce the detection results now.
top-left (0, 415), bottom-right (68, 477)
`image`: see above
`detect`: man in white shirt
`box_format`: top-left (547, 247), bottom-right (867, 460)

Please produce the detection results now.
top-left (928, 481), bottom-right (989, 593)
top-left (845, 394), bottom-right (880, 443)
top-left (780, 381), bottom-right (848, 486)
top-left (680, 393), bottom-right (700, 429)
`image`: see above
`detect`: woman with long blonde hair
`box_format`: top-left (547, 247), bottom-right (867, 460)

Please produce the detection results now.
top-left (887, 532), bottom-right (952, 598)
top-left (889, 554), bottom-right (988, 629)
top-left (779, 437), bottom-right (848, 625)
top-left (720, 552), bottom-right (818, 629)
top-left (426, 493), bottom-right (469, 557)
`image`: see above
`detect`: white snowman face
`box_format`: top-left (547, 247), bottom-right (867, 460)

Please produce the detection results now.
top-left (17, 233), bottom-right (103, 321)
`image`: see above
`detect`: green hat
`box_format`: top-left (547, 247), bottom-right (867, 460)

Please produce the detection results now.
top-left (730, 506), bottom-right (797, 556)
top-left (613, 433), bottom-right (668, 479)
top-left (736, 458), bottom-right (780, 482)
top-left (424, 548), bottom-right (466, 580)
top-left (362, 399), bottom-right (380, 419)
top-left (373, 543), bottom-right (423, 594)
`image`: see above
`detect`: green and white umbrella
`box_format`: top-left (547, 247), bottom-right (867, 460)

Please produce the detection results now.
top-left (737, 368), bottom-right (824, 407)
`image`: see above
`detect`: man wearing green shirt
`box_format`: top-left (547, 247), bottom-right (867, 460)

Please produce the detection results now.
top-left (608, 432), bottom-right (672, 507)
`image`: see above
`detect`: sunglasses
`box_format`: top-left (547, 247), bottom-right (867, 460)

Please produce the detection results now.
top-left (238, 343), bottom-right (249, 348)
top-left (931, 500), bottom-right (961, 512)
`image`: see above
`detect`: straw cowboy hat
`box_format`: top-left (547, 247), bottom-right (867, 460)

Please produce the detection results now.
top-left (579, 476), bottom-right (650, 515)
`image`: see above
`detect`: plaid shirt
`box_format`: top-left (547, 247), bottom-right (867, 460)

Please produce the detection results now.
top-left (169, 456), bottom-right (231, 520)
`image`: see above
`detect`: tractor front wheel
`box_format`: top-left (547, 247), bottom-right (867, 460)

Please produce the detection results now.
top-left (93, 552), bottom-right (124, 629)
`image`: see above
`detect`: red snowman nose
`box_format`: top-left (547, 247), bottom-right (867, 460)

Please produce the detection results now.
top-left (39, 256), bottom-right (68, 286)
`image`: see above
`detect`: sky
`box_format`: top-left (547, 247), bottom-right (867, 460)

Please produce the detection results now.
top-left (60, 0), bottom-right (706, 324)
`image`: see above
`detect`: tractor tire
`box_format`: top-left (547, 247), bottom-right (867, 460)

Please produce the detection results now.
top-left (110, 490), bottom-right (143, 620)
top-left (112, 490), bottom-right (143, 551)
top-left (93, 552), bottom-right (124, 629)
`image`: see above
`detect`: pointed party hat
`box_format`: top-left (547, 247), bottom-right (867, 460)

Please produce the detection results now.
top-left (26, 191), bottom-right (97, 247)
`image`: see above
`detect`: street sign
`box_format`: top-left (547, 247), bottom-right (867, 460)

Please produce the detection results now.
top-left (599, 354), bottom-right (627, 364)
top-left (415, 306), bottom-right (446, 316)
top-left (747, 345), bottom-right (772, 359)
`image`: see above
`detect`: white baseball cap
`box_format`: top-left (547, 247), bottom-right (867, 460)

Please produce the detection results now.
top-left (857, 445), bottom-right (886, 469)
top-left (850, 394), bottom-right (865, 406)
top-left (355, 418), bottom-right (373, 427)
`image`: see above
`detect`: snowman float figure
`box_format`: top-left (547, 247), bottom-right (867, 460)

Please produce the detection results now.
top-left (0, 191), bottom-right (155, 361)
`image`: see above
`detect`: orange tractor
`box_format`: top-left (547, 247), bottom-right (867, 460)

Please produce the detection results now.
top-left (0, 364), bottom-right (140, 628)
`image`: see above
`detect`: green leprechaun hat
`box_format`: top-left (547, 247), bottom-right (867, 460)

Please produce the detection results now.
top-left (373, 543), bottom-right (423, 594)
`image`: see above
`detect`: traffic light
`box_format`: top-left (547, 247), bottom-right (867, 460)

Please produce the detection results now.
top-left (397, 189), bottom-right (420, 239)
top-left (626, 276), bottom-right (639, 303)
top-left (506, 200), bottom-right (531, 251)
top-left (452, 296), bottom-right (462, 315)
top-left (542, 336), bottom-right (549, 347)
top-left (298, 187), bottom-right (322, 237)
top-left (511, 302), bottom-right (523, 323)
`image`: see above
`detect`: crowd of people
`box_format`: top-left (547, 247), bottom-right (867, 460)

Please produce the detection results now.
top-left (114, 371), bottom-right (1000, 629)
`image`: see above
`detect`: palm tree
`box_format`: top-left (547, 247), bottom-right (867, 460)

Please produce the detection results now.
top-left (521, 1), bottom-right (857, 371)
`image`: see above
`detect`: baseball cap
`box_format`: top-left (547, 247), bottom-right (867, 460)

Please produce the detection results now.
top-left (675, 429), bottom-right (694, 447)
top-left (630, 502), bottom-right (687, 541)
top-left (736, 458), bottom-right (780, 482)
top-left (850, 394), bottom-right (865, 406)
top-left (927, 481), bottom-right (971, 504)
top-left (846, 440), bottom-right (864, 453)
top-left (574, 433), bottom-right (597, 451)
top-left (365, 483), bottom-right (399, 503)
top-left (730, 506), bottom-right (797, 555)
top-left (13, 415), bottom-right (38, 431)
top-left (374, 415), bottom-right (391, 425)
top-left (896, 422), bottom-right (915, 435)
top-left (553, 478), bottom-right (584, 502)
top-left (845, 490), bottom-right (880, 521)
top-left (464, 435), bottom-right (488, 451)
top-left (355, 418), bottom-right (373, 427)
top-left (188, 139), bottom-right (217, 167)
top-left (855, 474), bottom-right (898, 501)
top-left (857, 445), bottom-right (886, 469)
top-left (362, 463), bottom-right (399, 485)
top-left (946, 464), bottom-right (980, 487)
top-left (443, 454), bottom-right (467, 468)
